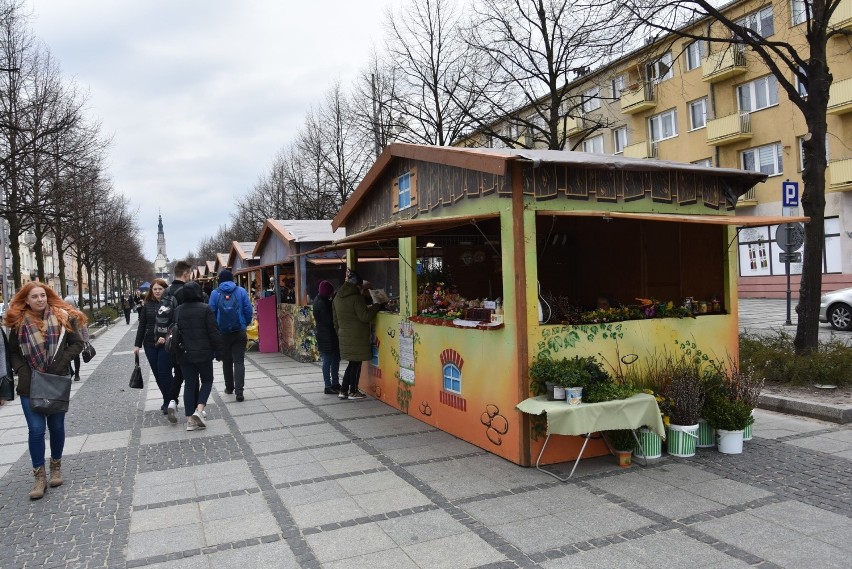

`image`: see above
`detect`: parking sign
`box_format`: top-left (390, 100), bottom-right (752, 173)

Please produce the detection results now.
top-left (782, 181), bottom-right (799, 207)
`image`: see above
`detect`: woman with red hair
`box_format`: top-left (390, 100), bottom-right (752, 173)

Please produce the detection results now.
top-left (3, 282), bottom-right (85, 500)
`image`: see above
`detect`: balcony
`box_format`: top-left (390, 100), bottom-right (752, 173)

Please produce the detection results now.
top-left (701, 48), bottom-right (747, 83)
top-left (827, 77), bottom-right (852, 115)
top-left (706, 113), bottom-right (752, 146)
top-left (829, 0), bottom-right (852, 32)
top-left (828, 158), bottom-right (852, 191)
top-left (620, 83), bottom-right (656, 115)
top-left (564, 116), bottom-right (591, 137)
top-left (624, 141), bottom-right (657, 159)
top-left (736, 186), bottom-right (758, 207)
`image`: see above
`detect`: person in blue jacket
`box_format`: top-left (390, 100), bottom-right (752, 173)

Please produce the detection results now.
top-left (208, 270), bottom-right (253, 401)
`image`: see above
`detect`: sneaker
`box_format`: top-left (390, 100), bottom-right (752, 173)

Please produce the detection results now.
top-left (236, 393), bottom-right (244, 402)
top-left (73, 374), bottom-right (80, 382)
top-left (348, 390), bottom-right (367, 400)
top-left (186, 416), bottom-right (198, 431)
top-left (201, 410), bottom-right (207, 419)
top-left (193, 411), bottom-right (207, 429)
top-left (324, 387), bottom-right (339, 395)
top-left (167, 401), bottom-right (178, 424)
top-left (338, 392), bottom-right (349, 400)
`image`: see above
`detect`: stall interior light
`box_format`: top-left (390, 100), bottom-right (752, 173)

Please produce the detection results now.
top-left (425, 242), bottom-right (436, 248)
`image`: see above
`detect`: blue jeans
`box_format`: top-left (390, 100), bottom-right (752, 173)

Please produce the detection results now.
top-left (181, 360), bottom-right (214, 417)
top-left (143, 344), bottom-right (173, 409)
top-left (20, 396), bottom-right (65, 469)
top-left (320, 351), bottom-right (341, 389)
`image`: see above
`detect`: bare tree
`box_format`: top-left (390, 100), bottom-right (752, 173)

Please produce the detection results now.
top-left (318, 82), bottom-right (370, 204)
top-left (626, 0), bottom-right (848, 352)
top-left (350, 52), bottom-right (402, 157)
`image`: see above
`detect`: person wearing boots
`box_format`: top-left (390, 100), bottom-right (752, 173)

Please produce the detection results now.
top-left (4, 282), bottom-right (85, 499)
top-left (332, 270), bottom-right (383, 400)
top-left (312, 280), bottom-right (341, 394)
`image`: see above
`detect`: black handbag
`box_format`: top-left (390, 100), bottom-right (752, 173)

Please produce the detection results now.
top-left (81, 342), bottom-right (96, 363)
top-left (29, 328), bottom-right (71, 415)
top-left (129, 354), bottom-right (143, 389)
top-left (0, 374), bottom-right (13, 401)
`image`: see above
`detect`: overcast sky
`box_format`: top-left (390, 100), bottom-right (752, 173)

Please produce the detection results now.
top-left (29, 0), bottom-right (398, 262)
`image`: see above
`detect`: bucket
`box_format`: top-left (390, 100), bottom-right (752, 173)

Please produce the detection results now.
top-left (717, 429), bottom-right (744, 454)
top-left (553, 386), bottom-right (566, 400)
top-left (667, 423), bottom-right (699, 457)
top-left (743, 410), bottom-right (754, 441)
top-left (635, 427), bottom-right (662, 459)
top-left (566, 387), bottom-right (583, 405)
top-left (697, 418), bottom-right (716, 448)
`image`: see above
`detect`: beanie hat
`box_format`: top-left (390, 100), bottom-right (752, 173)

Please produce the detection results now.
top-left (218, 269), bottom-right (234, 283)
top-left (345, 270), bottom-right (363, 286)
top-left (318, 280), bottom-right (334, 297)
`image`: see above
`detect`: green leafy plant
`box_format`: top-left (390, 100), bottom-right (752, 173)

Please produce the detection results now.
top-left (702, 393), bottom-right (753, 431)
top-left (604, 429), bottom-right (636, 451)
top-left (584, 382), bottom-right (636, 403)
top-left (739, 330), bottom-right (852, 388)
top-left (663, 358), bottom-right (705, 425)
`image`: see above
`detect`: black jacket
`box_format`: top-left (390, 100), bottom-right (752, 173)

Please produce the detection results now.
top-left (175, 281), bottom-right (224, 364)
top-left (312, 295), bottom-right (338, 354)
top-left (134, 299), bottom-right (159, 347)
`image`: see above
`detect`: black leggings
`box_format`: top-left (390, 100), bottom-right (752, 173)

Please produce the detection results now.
top-left (72, 355), bottom-right (80, 377)
top-left (341, 361), bottom-right (362, 394)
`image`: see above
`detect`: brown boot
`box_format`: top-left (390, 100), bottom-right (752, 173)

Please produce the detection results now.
top-left (29, 466), bottom-right (47, 500)
top-left (49, 458), bottom-right (63, 488)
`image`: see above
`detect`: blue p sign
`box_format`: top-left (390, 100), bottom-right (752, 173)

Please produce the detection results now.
top-left (783, 181), bottom-right (799, 207)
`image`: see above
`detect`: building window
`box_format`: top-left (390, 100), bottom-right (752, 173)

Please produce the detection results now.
top-left (692, 158), bottom-right (713, 167)
top-left (796, 66), bottom-right (808, 97)
top-left (737, 75), bottom-right (779, 113)
top-left (582, 87), bottom-right (601, 113)
top-left (443, 363), bottom-right (461, 393)
top-left (648, 109), bottom-right (678, 142)
top-left (798, 135), bottom-right (829, 171)
top-left (582, 134), bottom-right (604, 154)
top-left (613, 127), bottom-right (627, 154)
top-left (398, 172), bottom-right (412, 210)
top-left (646, 52), bottom-right (673, 83)
top-left (737, 6), bottom-right (775, 37)
top-left (685, 41), bottom-right (704, 71)
top-left (791, 0), bottom-right (809, 25)
top-left (742, 143), bottom-right (783, 176)
top-left (688, 98), bottom-right (707, 130)
top-left (611, 75), bottom-right (624, 99)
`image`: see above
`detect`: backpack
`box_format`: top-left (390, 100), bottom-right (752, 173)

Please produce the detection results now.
top-left (154, 284), bottom-right (182, 339)
top-left (164, 322), bottom-right (184, 354)
top-left (216, 288), bottom-right (242, 333)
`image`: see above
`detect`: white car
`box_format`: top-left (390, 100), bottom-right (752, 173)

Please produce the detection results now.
top-left (819, 287), bottom-right (852, 331)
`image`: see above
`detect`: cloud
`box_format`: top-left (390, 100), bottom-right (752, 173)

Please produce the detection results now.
top-left (29, 0), bottom-right (396, 260)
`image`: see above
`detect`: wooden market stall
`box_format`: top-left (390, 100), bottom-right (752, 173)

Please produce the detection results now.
top-left (322, 143), bottom-right (805, 467)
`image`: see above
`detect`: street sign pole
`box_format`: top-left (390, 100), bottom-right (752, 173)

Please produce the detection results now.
top-left (785, 225), bottom-right (793, 326)
top-left (781, 180), bottom-right (799, 326)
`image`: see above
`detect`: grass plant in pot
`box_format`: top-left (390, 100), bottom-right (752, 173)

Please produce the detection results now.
top-left (662, 359), bottom-right (705, 458)
top-left (605, 429), bottom-right (636, 467)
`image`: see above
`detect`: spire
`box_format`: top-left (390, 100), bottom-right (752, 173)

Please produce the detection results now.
top-left (158, 212), bottom-right (164, 234)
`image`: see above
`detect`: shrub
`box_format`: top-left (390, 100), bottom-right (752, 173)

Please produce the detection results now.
top-left (604, 429), bottom-right (636, 451)
top-left (739, 331), bottom-right (852, 388)
top-left (663, 359), bottom-right (705, 425)
top-left (703, 393), bottom-right (753, 431)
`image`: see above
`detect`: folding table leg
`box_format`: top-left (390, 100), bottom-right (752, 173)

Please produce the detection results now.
top-left (535, 433), bottom-right (594, 482)
top-left (631, 429), bottom-right (649, 467)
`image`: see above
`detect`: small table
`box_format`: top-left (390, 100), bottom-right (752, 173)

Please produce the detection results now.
top-left (516, 393), bottom-right (666, 481)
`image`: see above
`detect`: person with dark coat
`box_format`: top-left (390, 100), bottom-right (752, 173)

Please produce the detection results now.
top-left (156, 260), bottom-right (192, 424)
top-left (133, 278), bottom-right (171, 415)
top-left (332, 270), bottom-right (382, 400)
top-left (312, 280), bottom-right (341, 395)
top-left (174, 281), bottom-right (225, 431)
top-left (121, 295), bottom-right (132, 324)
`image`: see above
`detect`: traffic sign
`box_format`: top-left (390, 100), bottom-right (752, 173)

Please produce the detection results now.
top-left (782, 181), bottom-right (799, 207)
top-left (776, 222), bottom-right (805, 252)
top-left (779, 252), bottom-right (802, 263)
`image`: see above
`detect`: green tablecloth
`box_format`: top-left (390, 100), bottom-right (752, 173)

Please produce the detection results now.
top-left (516, 393), bottom-right (666, 438)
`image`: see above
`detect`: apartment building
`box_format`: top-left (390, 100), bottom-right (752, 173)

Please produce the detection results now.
top-left (461, 0), bottom-right (852, 297)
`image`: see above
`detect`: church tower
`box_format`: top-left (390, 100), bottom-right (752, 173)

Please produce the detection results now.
top-left (153, 213), bottom-right (170, 280)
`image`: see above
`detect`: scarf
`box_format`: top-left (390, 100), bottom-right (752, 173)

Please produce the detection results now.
top-left (18, 307), bottom-right (64, 373)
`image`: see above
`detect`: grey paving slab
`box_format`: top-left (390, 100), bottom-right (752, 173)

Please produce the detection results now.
top-left (351, 485), bottom-right (432, 515)
top-left (304, 523), bottom-right (399, 564)
top-left (401, 531), bottom-right (505, 569)
top-left (291, 495), bottom-right (368, 526)
top-left (126, 523), bottom-right (206, 560)
top-left (207, 540), bottom-right (301, 569)
top-left (609, 531), bottom-right (749, 569)
top-left (541, 546), bottom-right (654, 569)
top-left (277, 479), bottom-right (350, 507)
top-left (323, 548), bottom-right (418, 569)
top-left (376, 509), bottom-right (468, 546)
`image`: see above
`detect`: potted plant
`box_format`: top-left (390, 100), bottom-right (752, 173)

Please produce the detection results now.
top-left (728, 362), bottom-right (764, 442)
top-left (702, 394), bottom-right (752, 454)
top-left (662, 359), bottom-right (705, 457)
top-left (605, 429), bottom-right (636, 467)
top-left (529, 356), bottom-right (560, 400)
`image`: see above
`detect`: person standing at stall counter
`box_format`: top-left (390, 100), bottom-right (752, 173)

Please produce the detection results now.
top-left (333, 270), bottom-right (383, 400)
top-left (313, 280), bottom-right (341, 395)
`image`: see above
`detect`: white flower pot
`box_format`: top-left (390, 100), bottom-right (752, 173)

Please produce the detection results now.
top-left (717, 429), bottom-right (744, 454)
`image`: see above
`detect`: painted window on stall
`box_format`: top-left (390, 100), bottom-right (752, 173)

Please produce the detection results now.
top-left (442, 363), bottom-right (461, 394)
top-left (398, 173), bottom-right (412, 210)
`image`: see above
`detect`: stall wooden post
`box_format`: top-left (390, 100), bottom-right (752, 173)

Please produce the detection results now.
top-left (273, 265), bottom-right (281, 303)
top-left (295, 253), bottom-right (307, 304)
top-left (511, 162), bottom-right (532, 467)
top-left (399, 237), bottom-right (417, 317)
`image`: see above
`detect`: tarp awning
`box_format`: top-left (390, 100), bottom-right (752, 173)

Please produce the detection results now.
top-left (301, 213), bottom-right (501, 256)
top-left (536, 210), bottom-right (809, 227)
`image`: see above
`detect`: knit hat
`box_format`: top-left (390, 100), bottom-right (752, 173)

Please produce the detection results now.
top-left (345, 270), bottom-right (363, 286)
top-left (318, 280), bottom-right (334, 297)
top-left (218, 269), bottom-right (234, 283)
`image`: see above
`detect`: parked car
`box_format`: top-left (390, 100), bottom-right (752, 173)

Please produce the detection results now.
top-left (819, 287), bottom-right (852, 331)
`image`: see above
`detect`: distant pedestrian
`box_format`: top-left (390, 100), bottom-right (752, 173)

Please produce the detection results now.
top-left (3, 282), bottom-right (85, 499)
top-left (209, 269), bottom-right (253, 402)
top-left (175, 281), bottom-right (224, 431)
top-left (313, 280), bottom-right (341, 395)
top-left (333, 270), bottom-right (383, 400)
top-left (62, 296), bottom-right (88, 382)
top-left (133, 278), bottom-right (172, 415)
top-left (122, 295), bottom-right (132, 324)
top-left (156, 260), bottom-right (192, 424)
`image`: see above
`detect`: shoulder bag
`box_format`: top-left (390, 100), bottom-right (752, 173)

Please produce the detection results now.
top-left (81, 341), bottom-right (96, 363)
top-left (129, 354), bottom-right (143, 389)
top-left (29, 328), bottom-right (72, 415)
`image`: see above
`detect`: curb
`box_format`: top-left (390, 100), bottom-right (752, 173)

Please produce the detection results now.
top-left (89, 318), bottom-right (120, 340)
top-left (758, 393), bottom-right (852, 424)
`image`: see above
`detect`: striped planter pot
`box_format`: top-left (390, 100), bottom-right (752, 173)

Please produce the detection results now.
top-left (697, 418), bottom-right (716, 448)
top-left (667, 423), bottom-right (699, 458)
top-left (634, 427), bottom-right (662, 460)
top-left (743, 410), bottom-right (754, 441)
